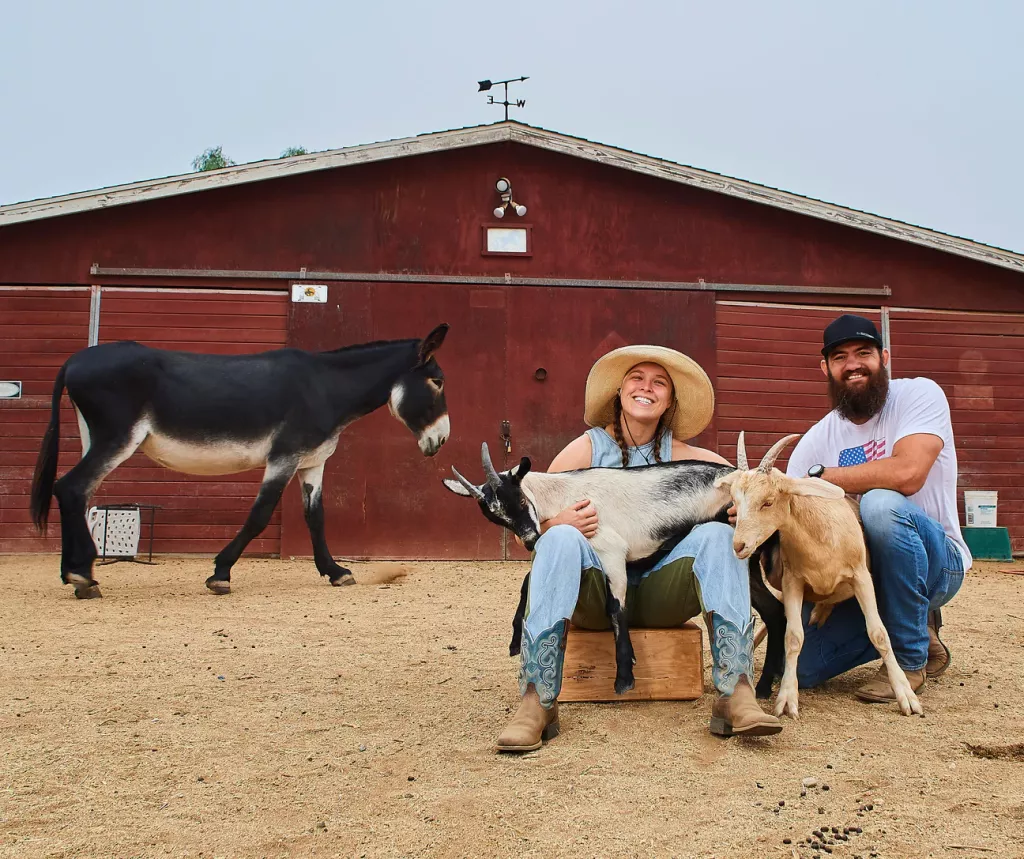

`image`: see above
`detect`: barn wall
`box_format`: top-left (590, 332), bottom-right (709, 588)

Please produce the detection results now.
top-left (0, 287), bottom-right (91, 553)
top-left (3, 136), bottom-right (1024, 560)
top-left (1, 142), bottom-right (1023, 314)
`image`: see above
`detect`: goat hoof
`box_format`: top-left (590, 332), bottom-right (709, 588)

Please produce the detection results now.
top-left (331, 574), bottom-right (356, 587)
top-left (614, 677), bottom-right (636, 695)
top-left (74, 584), bottom-right (102, 599)
top-left (205, 578), bottom-right (231, 595)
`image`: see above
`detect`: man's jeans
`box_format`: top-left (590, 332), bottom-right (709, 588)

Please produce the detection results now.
top-left (797, 489), bottom-right (965, 688)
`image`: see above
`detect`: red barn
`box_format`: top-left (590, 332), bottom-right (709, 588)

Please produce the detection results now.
top-left (2, 122), bottom-right (1022, 560)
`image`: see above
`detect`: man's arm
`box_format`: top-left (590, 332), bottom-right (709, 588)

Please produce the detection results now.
top-left (820, 433), bottom-right (943, 496)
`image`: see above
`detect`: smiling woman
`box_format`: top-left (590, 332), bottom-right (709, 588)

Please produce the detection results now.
top-left (485, 343), bottom-right (783, 752)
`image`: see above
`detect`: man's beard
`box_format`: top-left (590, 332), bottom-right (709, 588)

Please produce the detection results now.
top-left (828, 366), bottom-right (889, 421)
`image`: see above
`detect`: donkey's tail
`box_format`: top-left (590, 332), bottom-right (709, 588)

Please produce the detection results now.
top-left (30, 362), bottom-right (68, 532)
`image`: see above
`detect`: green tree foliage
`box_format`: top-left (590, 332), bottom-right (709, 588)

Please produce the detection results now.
top-left (280, 146), bottom-right (308, 157)
top-left (191, 146), bottom-right (236, 172)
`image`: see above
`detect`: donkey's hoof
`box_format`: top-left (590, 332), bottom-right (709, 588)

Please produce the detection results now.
top-left (205, 578), bottom-right (231, 595)
top-left (74, 584), bottom-right (102, 599)
top-left (330, 574), bottom-right (356, 587)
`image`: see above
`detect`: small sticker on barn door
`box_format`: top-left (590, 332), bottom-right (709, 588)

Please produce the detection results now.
top-left (291, 284), bottom-right (328, 303)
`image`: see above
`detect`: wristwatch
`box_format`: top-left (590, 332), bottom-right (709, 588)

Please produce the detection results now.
top-left (807, 464), bottom-right (825, 479)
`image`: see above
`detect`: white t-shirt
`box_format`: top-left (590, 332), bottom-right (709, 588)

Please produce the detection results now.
top-left (786, 377), bottom-right (971, 570)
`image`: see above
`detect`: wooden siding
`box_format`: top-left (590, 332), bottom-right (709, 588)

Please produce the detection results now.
top-left (91, 288), bottom-right (289, 556)
top-left (0, 288), bottom-right (91, 553)
top-left (714, 301), bottom-right (883, 472)
top-left (889, 309), bottom-right (1024, 554)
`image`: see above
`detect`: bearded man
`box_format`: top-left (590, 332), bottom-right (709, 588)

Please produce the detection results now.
top-left (785, 314), bottom-right (970, 704)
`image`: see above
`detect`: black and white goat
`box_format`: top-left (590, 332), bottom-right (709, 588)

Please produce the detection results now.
top-left (443, 443), bottom-right (786, 696)
top-left (31, 324), bottom-right (450, 599)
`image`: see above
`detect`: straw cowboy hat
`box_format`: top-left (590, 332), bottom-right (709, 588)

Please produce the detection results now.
top-left (583, 345), bottom-right (715, 441)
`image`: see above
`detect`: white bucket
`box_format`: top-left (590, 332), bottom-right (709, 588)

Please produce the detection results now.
top-left (964, 490), bottom-right (998, 528)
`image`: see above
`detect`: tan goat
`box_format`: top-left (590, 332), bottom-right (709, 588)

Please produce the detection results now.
top-left (714, 432), bottom-right (923, 719)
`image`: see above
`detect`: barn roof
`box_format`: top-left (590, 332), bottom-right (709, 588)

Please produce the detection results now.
top-left (2, 121), bottom-right (1022, 275)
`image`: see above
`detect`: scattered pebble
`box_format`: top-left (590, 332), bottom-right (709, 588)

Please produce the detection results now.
top-left (802, 777), bottom-right (818, 788)
top-left (358, 744), bottom-right (367, 752)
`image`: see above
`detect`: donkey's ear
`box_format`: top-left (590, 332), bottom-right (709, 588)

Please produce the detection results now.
top-left (417, 323), bottom-right (449, 365)
top-left (509, 457), bottom-right (531, 481)
top-left (786, 476), bottom-right (846, 500)
top-left (442, 477), bottom-right (474, 497)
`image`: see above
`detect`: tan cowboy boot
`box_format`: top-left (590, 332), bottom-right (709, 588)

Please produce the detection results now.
top-left (926, 610), bottom-right (951, 678)
top-left (855, 665), bottom-right (927, 703)
top-left (710, 675), bottom-right (783, 737)
top-left (496, 685), bottom-right (560, 752)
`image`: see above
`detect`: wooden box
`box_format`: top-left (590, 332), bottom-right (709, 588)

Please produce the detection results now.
top-left (559, 623), bottom-right (705, 702)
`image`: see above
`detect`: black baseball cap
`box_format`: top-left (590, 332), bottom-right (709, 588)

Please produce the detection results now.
top-left (821, 314), bottom-right (885, 357)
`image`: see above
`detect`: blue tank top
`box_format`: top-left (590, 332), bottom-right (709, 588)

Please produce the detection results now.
top-left (586, 427), bottom-right (673, 468)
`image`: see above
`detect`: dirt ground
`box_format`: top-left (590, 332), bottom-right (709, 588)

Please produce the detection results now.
top-left (1, 554), bottom-right (1022, 859)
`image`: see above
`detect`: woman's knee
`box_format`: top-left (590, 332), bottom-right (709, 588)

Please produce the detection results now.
top-left (536, 524), bottom-right (587, 551)
top-left (687, 520), bottom-right (735, 551)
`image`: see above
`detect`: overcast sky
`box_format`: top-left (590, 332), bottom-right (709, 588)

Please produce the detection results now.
top-left (2, 0), bottom-right (1021, 252)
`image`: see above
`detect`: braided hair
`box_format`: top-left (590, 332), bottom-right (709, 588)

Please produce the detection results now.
top-left (612, 395), bottom-right (671, 467)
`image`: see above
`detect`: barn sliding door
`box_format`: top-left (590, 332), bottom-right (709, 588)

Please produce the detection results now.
top-left (94, 287), bottom-right (290, 556)
top-left (282, 283), bottom-right (716, 561)
top-left (889, 308), bottom-right (1024, 555)
top-left (715, 301), bottom-right (884, 472)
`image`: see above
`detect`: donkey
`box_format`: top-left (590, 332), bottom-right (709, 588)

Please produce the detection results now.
top-left (443, 443), bottom-right (787, 696)
top-left (30, 324), bottom-right (450, 599)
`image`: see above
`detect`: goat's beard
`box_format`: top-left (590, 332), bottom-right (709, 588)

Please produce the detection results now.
top-left (827, 365), bottom-right (889, 421)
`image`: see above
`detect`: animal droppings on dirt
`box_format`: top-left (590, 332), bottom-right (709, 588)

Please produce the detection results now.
top-left (965, 742), bottom-right (1024, 761)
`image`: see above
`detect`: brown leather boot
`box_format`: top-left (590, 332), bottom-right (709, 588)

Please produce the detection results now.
top-left (496, 685), bottom-right (560, 752)
top-left (855, 665), bottom-right (927, 703)
top-left (709, 676), bottom-right (783, 737)
top-left (926, 612), bottom-right (951, 678)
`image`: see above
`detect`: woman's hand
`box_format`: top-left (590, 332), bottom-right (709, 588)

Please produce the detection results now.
top-left (546, 499), bottom-right (599, 538)
top-left (727, 504), bottom-right (737, 526)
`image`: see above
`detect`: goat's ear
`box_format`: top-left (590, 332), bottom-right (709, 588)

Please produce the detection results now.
top-left (786, 476), bottom-right (846, 500)
top-left (510, 457), bottom-right (531, 481)
top-left (417, 323), bottom-right (449, 365)
top-left (442, 477), bottom-right (474, 497)
top-left (713, 469), bottom-right (739, 490)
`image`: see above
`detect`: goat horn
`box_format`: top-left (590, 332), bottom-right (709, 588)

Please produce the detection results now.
top-left (451, 466), bottom-right (486, 501)
top-left (480, 442), bottom-right (502, 489)
top-left (736, 431), bottom-right (749, 471)
top-left (758, 434), bottom-right (802, 473)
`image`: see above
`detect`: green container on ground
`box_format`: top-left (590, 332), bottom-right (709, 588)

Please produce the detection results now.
top-left (962, 527), bottom-right (1013, 562)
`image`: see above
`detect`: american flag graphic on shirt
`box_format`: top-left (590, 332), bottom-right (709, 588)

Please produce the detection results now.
top-left (838, 439), bottom-right (887, 466)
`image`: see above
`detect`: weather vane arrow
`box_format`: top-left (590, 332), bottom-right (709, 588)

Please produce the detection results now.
top-left (477, 76), bottom-right (529, 121)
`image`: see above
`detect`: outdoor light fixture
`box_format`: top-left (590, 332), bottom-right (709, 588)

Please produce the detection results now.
top-left (493, 176), bottom-right (527, 218)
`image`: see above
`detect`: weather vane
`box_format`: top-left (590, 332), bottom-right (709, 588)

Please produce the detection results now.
top-left (477, 76), bottom-right (529, 121)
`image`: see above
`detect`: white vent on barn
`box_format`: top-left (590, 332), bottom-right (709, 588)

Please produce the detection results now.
top-left (87, 507), bottom-right (141, 558)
